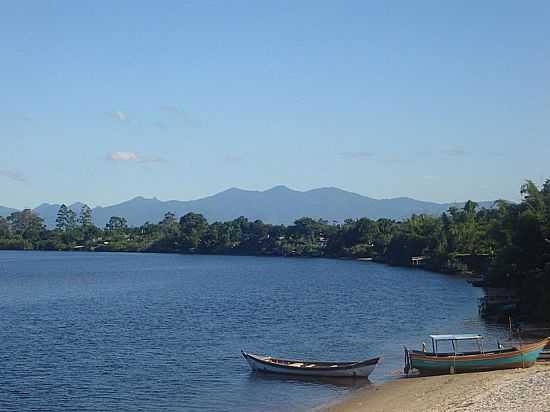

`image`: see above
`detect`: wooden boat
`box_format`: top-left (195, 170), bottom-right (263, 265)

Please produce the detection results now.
top-left (404, 334), bottom-right (549, 375)
top-left (241, 351), bottom-right (380, 378)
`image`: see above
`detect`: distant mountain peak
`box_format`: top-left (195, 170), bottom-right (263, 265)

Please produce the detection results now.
top-left (126, 196), bottom-right (161, 203)
top-left (220, 187), bottom-right (248, 194)
top-left (307, 186), bottom-right (351, 194)
top-left (265, 185), bottom-right (294, 193)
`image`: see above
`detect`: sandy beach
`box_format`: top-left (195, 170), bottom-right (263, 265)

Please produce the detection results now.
top-left (322, 364), bottom-right (550, 412)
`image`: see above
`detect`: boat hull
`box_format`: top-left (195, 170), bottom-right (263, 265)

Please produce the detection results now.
top-left (242, 352), bottom-right (379, 378)
top-left (408, 338), bottom-right (548, 375)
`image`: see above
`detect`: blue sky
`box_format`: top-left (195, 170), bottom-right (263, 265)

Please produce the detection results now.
top-left (1, 1), bottom-right (549, 209)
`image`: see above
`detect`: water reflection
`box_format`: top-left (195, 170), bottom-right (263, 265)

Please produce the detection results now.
top-left (247, 371), bottom-right (372, 389)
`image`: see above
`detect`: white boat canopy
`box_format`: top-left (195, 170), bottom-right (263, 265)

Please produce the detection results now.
top-left (428, 334), bottom-right (485, 355)
top-left (429, 334), bottom-right (483, 341)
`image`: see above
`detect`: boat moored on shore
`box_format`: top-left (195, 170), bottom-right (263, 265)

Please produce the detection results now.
top-left (242, 351), bottom-right (380, 378)
top-left (404, 334), bottom-right (549, 375)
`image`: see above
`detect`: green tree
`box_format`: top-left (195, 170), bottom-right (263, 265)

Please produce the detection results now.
top-left (66, 209), bottom-right (78, 231)
top-left (160, 212), bottom-right (179, 237)
top-left (179, 212), bottom-right (208, 251)
top-left (79, 204), bottom-right (93, 227)
top-left (6, 209), bottom-right (45, 244)
top-left (0, 216), bottom-right (10, 238)
top-left (56, 204), bottom-right (70, 231)
top-left (106, 216), bottom-right (128, 232)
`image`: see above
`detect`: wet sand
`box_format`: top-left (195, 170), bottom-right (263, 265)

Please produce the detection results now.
top-left (321, 364), bottom-right (550, 412)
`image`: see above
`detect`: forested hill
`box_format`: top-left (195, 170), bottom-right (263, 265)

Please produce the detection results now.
top-left (1, 186), bottom-right (494, 227)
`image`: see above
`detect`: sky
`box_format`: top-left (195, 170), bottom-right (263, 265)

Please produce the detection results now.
top-left (1, 1), bottom-right (549, 209)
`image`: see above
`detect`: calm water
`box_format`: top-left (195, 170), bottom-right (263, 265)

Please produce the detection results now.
top-left (0, 251), bottom-right (507, 411)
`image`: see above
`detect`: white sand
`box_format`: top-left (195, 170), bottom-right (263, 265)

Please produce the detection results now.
top-left (321, 364), bottom-right (550, 412)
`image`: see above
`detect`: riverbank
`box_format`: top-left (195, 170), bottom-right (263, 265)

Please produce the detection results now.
top-left (321, 363), bottom-right (550, 412)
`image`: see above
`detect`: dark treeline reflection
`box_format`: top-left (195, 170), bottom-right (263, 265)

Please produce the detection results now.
top-left (1, 180), bottom-right (549, 320)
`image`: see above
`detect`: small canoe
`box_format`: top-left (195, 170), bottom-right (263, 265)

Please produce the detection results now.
top-left (242, 351), bottom-right (379, 378)
top-left (404, 334), bottom-right (549, 375)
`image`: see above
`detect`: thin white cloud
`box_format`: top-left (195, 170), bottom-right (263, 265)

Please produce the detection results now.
top-left (160, 105), bottom-right (198, 126)
top-left (160, 105), bottom-right (188, 115)
top-left (0, 169), bottom-right (28, 182)
top-left (139, 156), bottom-right (168, 164)
top-left (442, 146), bottom-right (471, 157)
top-left (383, 156), bottom-right (409, 164)
top-left (223, 155), bottom-right (243, 164)
top-left (107, 151), bottom-right (138, 161)
top-left (154, 120), bottom-right (167, 131)
top-left (107, 152), bottom-right (167, 163)
top-left (340, 151), bottom-right (374, 159)
top-left (110, 110), bottom-right (128, 122)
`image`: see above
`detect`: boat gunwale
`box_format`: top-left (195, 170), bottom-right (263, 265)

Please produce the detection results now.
top-left (409, 338), bottom-right (549, 362)
top-left (241, 351), bottom-right (380, 371)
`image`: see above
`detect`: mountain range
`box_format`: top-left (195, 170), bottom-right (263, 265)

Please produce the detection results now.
top-left (0, 206), bottom-right (18, 217)
top-left (0, 185), bottom-right (495, 228)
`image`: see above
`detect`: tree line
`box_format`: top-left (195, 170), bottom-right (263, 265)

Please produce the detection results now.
top-left (1, 180), bottom-right (549, 319)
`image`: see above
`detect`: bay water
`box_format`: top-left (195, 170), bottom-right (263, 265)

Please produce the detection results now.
top-left (0, 251), bottom-right (506, 411)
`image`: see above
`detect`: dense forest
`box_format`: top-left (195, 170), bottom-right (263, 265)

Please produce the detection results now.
top-left (1, 180), bottom-right (549, 320)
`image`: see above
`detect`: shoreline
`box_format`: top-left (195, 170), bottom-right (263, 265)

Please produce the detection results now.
top-left (319, 364), bottom-right (550, 412)
top-left (0, 248), bottom-right (473, 276)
